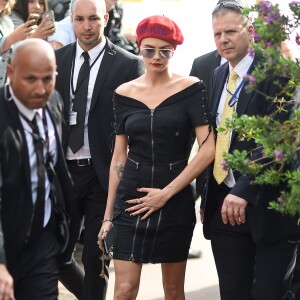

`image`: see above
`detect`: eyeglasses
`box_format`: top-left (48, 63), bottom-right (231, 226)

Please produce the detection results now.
top-left (212, 1), bottom-right (243, 15)
top-left (140, 48), bottom-right (174, 59)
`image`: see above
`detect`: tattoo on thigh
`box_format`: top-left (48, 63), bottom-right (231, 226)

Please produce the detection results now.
top-left (114, 164), bottom-right (124, 179)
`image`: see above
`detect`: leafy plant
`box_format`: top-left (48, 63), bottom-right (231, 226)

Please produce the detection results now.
top-left (222, 1), bottom-right (300, 216)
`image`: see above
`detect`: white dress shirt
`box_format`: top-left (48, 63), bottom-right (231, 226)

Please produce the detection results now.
top-left (216, 54), bottom-right (254, 188)
top-left (66, 39), bottom-right (107, 160)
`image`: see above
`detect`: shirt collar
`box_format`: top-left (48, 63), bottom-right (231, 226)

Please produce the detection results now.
top-left (76, 38), bottom-right (107, 62)
top-left (229, 53), bottom-right (254, 79)
top-left (9, 85), bottom-right (42, 122)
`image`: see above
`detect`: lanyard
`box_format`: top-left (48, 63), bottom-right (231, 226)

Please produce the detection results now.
top-left (21, 108), bottom-right (56, 196)
top-left (70, 44), bottom-right (107, 98)
top-left (227, 66), bottom-right (252, 107)
top-left (20, 108), bottom-right (50, 159)
top-left (228, 79), bottom-right (244, 107)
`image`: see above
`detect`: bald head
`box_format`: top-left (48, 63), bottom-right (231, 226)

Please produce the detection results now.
top-left (11, 38), bottom-right (56, 67)
top-left (71, 0), bottom-right (107, 14)
top-left (7, 39), bottom-right (57, 109)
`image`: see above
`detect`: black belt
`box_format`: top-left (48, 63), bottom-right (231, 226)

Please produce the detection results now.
top-left (67, 158), bottom-right (92, 167)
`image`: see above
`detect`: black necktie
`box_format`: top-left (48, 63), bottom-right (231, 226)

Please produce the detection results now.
top-left (68, 51), bottom-right (90, 153)
top-left (29, 113), bottom-right (46, 242)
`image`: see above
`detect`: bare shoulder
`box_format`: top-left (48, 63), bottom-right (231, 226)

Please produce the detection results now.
top-left (115, 82), bottom-right (132, 96)
top-left (116, 76), bottom-right (145, 98)
top-left (174, 74), bottom-right (200, 89)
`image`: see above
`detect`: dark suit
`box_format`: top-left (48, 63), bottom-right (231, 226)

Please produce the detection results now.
top-left (0, 87), bottom-right (74, 299)
top-left (55, 38), bottom-right (144, 299)
top-left (190, 49), bottom-right (221, 106)
top-left (190, 49), bottom-right (222, 195)
top-left (202, 57), bottom-right (300, 300)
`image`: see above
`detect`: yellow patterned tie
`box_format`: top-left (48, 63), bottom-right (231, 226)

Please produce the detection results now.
top-left (213, 70), bottom-right (239, 184)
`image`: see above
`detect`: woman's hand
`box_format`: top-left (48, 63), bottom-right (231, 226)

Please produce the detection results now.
top-left (3, 20), bottom-right (37, 52)
top-left (30, 16), bottom-right (56, 39)
top-left (125, 187), bottom-right (169, 220)
top-left (14, 20), bottom-right (37, 40)
top-left (97, 221), bottom-right (113, 252)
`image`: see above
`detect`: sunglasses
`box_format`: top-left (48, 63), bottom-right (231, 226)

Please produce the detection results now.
top-left (140, 48), bottom-right (174, 59)
top-left (212, 1), bottom-right (243, 15)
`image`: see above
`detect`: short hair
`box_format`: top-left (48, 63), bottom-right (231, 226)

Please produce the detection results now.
top-left (212, 1), bottom-right (251, 27)
top-left (71, 0), bottom-right (106, 14)
top-left (216, 0), bottom-right (249, 7)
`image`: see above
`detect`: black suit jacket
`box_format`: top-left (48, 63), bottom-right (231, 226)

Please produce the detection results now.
top-left (190, 49), bottom-right (221, 105)
top-left (202, 56), bottom-right (300, 244)
top-left (0, 88), bottom-right (75, 275)
top-left (190, 50), bottom-right (221, 194)
top-left (55, 38), bottom-right (144, 192)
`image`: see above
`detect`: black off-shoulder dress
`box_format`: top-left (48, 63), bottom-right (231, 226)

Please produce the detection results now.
top-left (112, 81), bottom-right (211, 263)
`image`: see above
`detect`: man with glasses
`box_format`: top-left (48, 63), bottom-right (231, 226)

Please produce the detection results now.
top-left (201, 2), bottom-right (299, 299)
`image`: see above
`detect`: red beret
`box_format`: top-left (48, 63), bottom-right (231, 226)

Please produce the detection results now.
top-left (136, 15), bottom-right (184, 49)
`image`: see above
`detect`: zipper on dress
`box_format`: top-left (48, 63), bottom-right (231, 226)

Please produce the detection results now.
top-left (150, 209), bottom-right (163, 261)
top-left (129, 215), bottom-right (140, 261)
top-left (141, 218), bottom-right (150, 258)
top-left (148, 108), bottom-right (163, 261)
top-left (150, 109), bottom-right (154, 187)
top-left (169, 158), bottom-right (187, 171)
top-left (128, 157), bottom-right (139, 169)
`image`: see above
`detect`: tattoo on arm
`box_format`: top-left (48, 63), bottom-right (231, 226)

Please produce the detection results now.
top-left (114, 164), bottom-right (125, 180)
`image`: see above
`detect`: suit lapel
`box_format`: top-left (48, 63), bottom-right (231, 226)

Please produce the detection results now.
top-left (45, 101), bottom-right (66, 174)
top-left (90, 39), bottom-right (116, 112)
top-left (211, 63), bottom-right (228, 120)
top-left (46, 101), bottom-right (61, 141)
top-left (60, 44), bottom-right (75, 119)
top-left (7, 98), bottom-right (32, 200)
top-left (46, 94), bottom-right (62, 141)
top-left (208, 51), bottom-right (221, 103)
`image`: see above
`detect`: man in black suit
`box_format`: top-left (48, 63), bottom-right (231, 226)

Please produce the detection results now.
top-left (202, 3), bottom-right (300, 300)
top-left (0, 38), bottom-right (74, 299)
top-left (55, 0), bottom-right (144, 299)
top-left (190, 49), bottom-right (221, 106)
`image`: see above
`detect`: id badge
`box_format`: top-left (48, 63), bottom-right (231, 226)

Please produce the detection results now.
top-left (70, 111), bottom-right (77, 126)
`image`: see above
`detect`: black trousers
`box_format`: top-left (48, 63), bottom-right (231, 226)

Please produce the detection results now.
top-left (209, 184), bottom-right (297, 300)
top-left (59, 162), bottom-right (110, 300)
top-left (13, 226), bottom-right (60, 300)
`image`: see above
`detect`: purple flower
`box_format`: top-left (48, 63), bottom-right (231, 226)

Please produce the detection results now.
top-left (266, 11), bottom-right (282, 24)
top-left (244, 74), bottom-right (256, 85)
top-left (266, 41), bottom-right (272, 48)
top-left (253, 31), bottom-right (260, 42)
top-left (277, 197), bottom-right (285, 204)
top-left (248, 47), bottom-right (255, 58)
top-left (259, 1), bottom-right (274, 13)
top-left (296, 34), bottom-right (300, 45)
top-left (290, 1), bottom-right (300, 6)
top-left (221, 160), bottom-right (228, 171)
top-left (274, 149), bottom-right (283, 160)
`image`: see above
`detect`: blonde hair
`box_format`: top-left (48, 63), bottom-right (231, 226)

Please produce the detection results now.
top-left (1, 0), bottom-right (15, 16)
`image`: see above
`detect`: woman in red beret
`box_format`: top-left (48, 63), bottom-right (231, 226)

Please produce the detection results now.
top-left (98, 15), bottom-right (215, 299)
